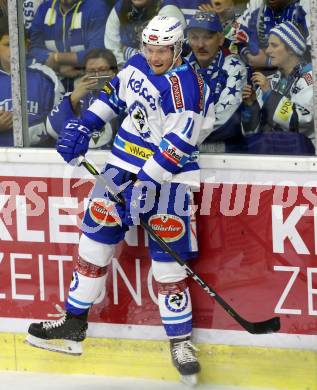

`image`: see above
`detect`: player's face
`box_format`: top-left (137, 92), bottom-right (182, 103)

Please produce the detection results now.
top-left (266, 34), bottom-right (293, 68)
top-left (143, 44), bottom-right (175, 75)
top-left (188, 28), bottom-right (224, 67)
top-left (0, 34), bottom-right (11, 72)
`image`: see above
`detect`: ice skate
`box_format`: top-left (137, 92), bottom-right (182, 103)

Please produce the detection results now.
top-left (26, 305), bottom-right (88, 355)
top-left (170, 337), bottom-right (200, 387)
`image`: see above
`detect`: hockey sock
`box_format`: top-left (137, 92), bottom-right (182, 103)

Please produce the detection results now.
top-left (157, 280), bottom-right (192, 338)
top-left (66, 257), bottom-right (108, 316)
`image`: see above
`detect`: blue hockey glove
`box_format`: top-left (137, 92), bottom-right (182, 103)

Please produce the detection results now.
top-left (119, 180), bottom-right (159, 226)
top-left (56, 119), bottom-right (91, 163)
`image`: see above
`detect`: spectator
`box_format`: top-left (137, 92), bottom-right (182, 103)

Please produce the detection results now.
top-left (0, 0), bottom-right (44, 30)
top-left (198, 0), bottom-right (244, 36)
top-left (105, 0), bottom-right (186, 68)
top-left (0, 0), bottom-right (7, 17)
top-left (24, 1), bottom-right (45, 31)
top-left (186, 11), bottom-right (247, 153)
top-left (234, 0), bottom-right (310, 68)
top-left (241, 22), bottom-right (314, 155)
top-left (198, 0), bottom-right (246, 54)
top-left (0, 17), bottom-right (64, 147)
top-left (164, 0), bottom-right (208, 24)
top-left (47, 48), bottom-right (121, 150)
top-left (29, 0), bottom-right (110, 90)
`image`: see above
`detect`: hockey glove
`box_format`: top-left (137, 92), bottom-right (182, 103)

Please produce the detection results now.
top-left (119, 179), bottom-right (159, 226)
top-left (57, 119), bottom-right (91, 163)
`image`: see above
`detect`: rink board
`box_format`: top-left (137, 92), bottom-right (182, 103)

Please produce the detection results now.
top-left (1, 332), bottom-right (317, 390)
top-left (1, 151), bottom-right (317, 388)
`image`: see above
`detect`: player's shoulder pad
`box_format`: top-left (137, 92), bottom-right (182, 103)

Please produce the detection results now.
top-left (122, 52), bottom-right (147, 70)
top-left (162, 62), bottom-right (205, 112)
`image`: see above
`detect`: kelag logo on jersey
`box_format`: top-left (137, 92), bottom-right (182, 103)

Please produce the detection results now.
top-left (129, 101), bottom-right (151, 138)
top-left (127, 71), bottom-right (156, 110)
top-left (149, 214), bottom-right (185, 242)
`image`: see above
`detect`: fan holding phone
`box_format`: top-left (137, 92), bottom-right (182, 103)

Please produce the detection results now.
top-left (47, 48), bottom-right (122, 150)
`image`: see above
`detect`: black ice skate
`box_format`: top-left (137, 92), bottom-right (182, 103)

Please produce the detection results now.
top-left (26, 305), bottom-right (88, 355)
top-left (170, 337), bottom-right (201, 386)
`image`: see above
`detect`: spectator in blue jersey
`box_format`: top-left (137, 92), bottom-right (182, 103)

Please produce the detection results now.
top-left (0, 0), bottom-right (44, 30)
top-left (233, 0), bottom-right (310, 68)
top-left (241, 22), bottom-right (314, 155)
top-left (47, 48), bottom-right (120, 150)
top-left (186, 11), bottom-right (247, 153)
top-left (0, 17), bottom-right (64, 147)
top-left (105, 0), bottom-right (185, 68)
top-left (27, 16), bottom-right (215, 385)
top-left (29, 0), bottom-right (110, 90)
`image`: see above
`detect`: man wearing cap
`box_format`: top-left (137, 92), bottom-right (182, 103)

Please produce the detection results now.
top-left (186, 11), bottom-right (247, 153)
top-left (241, 21), bottom-right (314, 154)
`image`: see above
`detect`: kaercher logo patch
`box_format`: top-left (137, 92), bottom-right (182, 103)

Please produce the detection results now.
top-left (149, 214), bottom-right (185, 242)
top-left (89, 198), bottom-right (120, 226)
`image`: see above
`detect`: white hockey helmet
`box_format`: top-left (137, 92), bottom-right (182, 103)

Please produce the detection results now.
top-left (142, 15), bottom-right (184, 59)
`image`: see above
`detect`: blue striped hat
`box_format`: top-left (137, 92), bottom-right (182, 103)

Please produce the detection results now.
top-left (270, 22), bottom-right (306, 56)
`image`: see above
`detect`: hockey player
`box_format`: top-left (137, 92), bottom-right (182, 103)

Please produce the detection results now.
top-left (26, 15), bottom-right (215, 384)
top-left (241, 22), bottom-right (314, 154)
top-left (186, 11), bottom-right (247, 153)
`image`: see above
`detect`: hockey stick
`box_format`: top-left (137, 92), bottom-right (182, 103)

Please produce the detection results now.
top-left (78, 156), bottom-right (280, 334)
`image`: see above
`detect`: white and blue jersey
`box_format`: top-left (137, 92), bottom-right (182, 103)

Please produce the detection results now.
top-left (29, 0), bottom-right (110, 66)
top-left (83, 53), bottom-right (215, 188)
top-left (0, 63), bottom-right (64, 146)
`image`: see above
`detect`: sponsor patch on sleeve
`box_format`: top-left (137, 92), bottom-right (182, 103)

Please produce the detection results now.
top-left (303, 72), bottom-right (313, 86)
top-left (160, 139), bottom-right (188, 166)
top-left (169, 75), bottom-right (184, 110)
top-left (103, 81), bottom-right (114, 95)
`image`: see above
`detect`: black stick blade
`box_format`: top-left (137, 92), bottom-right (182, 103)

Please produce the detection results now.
top-left (245, 316), bottom-right (281, 334)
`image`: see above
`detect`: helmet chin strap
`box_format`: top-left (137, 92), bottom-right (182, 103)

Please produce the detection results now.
top-left (167, 45), bottom-right (182, 72)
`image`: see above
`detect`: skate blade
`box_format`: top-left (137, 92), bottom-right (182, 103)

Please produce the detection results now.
top-left (180, 374), bottom-right (198, 387)
top-left (25, 334), bottom-right (83, 355)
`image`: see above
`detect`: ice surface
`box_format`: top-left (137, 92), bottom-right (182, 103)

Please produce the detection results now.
top-left (0, 372), bottom-right (278, 390)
